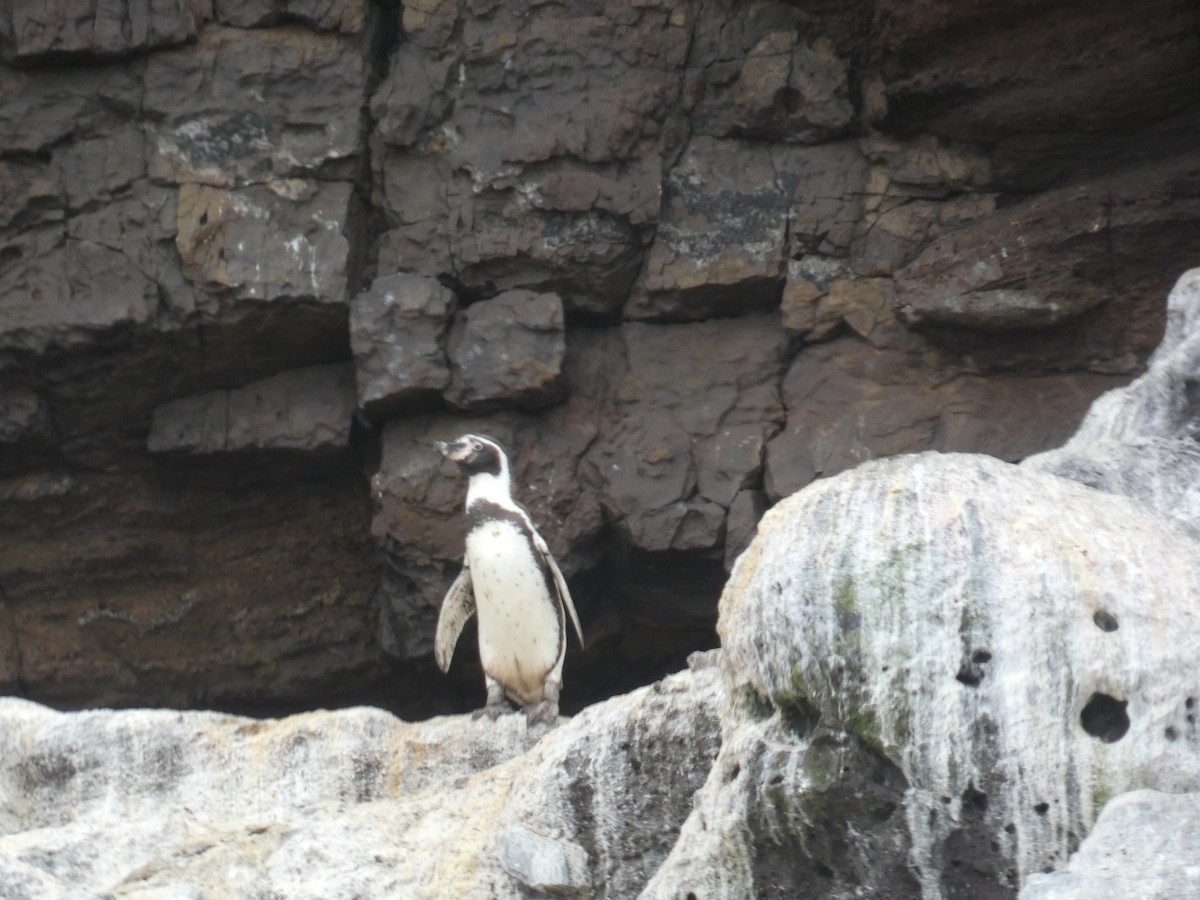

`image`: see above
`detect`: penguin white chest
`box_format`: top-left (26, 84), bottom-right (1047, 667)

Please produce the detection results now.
top-left (465, 520), bottom-right (562, 703)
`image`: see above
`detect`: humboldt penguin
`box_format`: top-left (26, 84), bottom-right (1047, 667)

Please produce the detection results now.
top-left (433, 434), bottom-right (585, 724)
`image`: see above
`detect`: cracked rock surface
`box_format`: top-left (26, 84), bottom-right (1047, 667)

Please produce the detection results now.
top-left (0, 0), bottom-right (1197, 716)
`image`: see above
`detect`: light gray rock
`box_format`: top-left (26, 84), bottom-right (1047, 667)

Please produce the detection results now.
top-left (646, 451), bottom-right (1200, 900)
top-left (499, 826), bottom-right (591, 894)
top-left (0, 662), bottom-right (722, 899)
top-left (1020, 790), bottom-right (1200, 900)
top-left (1026, 267), bottom-right (1200, 537)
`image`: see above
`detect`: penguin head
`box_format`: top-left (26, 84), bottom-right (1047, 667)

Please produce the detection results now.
top-left (435, 434), bottom-right (508, 477)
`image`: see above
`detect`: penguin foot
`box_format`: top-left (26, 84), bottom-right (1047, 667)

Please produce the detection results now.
top-left (474, 676), bottom-right (510, 720)
top-left (523, 680), bottom-right (561, 726)
top-left (473, 701), bottom-right (510, 720)
top-left (523, 699), bottom-right (559, 726)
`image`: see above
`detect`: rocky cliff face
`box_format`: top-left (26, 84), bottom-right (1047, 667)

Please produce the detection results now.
top-left (1, 0), bottom-right (1198, 714)
top-left (2, 271), bottom-right (1198, 899)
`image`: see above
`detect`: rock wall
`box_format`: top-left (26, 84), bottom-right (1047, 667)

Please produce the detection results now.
top-left (1, 0), bottom-right (1198, 713)
top-left (3, 267), bottom-right (1199, 898)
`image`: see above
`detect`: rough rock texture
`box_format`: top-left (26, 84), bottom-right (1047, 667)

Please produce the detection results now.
top-left (1025, 268), bottom-right (1200, 537)
top-left (148, 363), bottom-right (356, 455)
top-left (1019, 790), bottom-right (1200, 900)
top-left (4, 255), bottom-right (1200, 893)
top-left (645, 452), bottom-right (1200, 899)
top-left (445, 289), bottom-right (567, 412)
top-left (350, 272), bottom-right (455, 418)
top-left (1, 0), bottom-right (1198, 714)
top-left (0, 659), bottom-right (722, 899)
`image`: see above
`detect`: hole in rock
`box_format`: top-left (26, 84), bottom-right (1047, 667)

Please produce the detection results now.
top-left (961, 785), bottom-right (988, 813)
top-left (955, 669), bottom-right (981, 687)
top-left (1165, 726), bottom-right (1178, 742)
top-left (955, 650), bottom-right (990, 687)
top-left (1092, 611), bottom-right (1119, 632)
top-left (1033, 802), bottom-right (1049, 816)
top-left (1004, 823), bottom-right (1016, 834)
top-left (1080, 692), bottom-right (1130, 742)
top-left (728, 764), bottom-right (741, 782)
top-left (686, 893), bottom-right (698, 900)
top-left (778, 693), bottom-right (821, 738)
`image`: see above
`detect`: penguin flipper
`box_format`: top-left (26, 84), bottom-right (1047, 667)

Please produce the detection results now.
top-left (435, 565), bottom-right (475, 673)
top-left (540, 542), bottom-right (585, 650)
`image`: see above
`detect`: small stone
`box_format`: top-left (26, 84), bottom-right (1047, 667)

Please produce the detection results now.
top-left (498, 825), bottom-right (592, 894)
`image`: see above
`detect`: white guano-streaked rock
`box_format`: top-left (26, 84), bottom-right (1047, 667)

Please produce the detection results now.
top-left (1025, 267), bottom-right (1200, 537)
top-left (645, 451), bottom-right (1200, 900)
top-left (0, 663), bottom-right (721, 899)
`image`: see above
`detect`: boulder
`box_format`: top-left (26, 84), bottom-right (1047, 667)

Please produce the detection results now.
top-left (647, 451), bottom-right (1200, 899)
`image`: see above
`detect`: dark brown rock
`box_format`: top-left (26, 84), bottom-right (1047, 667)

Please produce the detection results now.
top-left (0, 463), bottom-right (382, 713)
top-left (350, 273), bottom-right (455, 419)
top-left (0, 225), bottom-right (161, 354)
top-left (894, 157), bottom-right (1200, 370)
top-left (370, 0), bottom-right (691, 316)
top-left (870, 0), bottom-right (1198, 153)
top-left (0, 0), bottom-right (202, 64)
top-left (0, 389), bottom-right (54, 476)
top-left (628, 138), bottom-right (868, 320)
top-left (212, 0), bottom-right (369, 32)
top-left (144, 23), bottom-right (375, 184)
top-left (724, 488), bottom-right (766, 571)
top-left (147, 363), bottom-right (356, 455)
top-left (764, 335), bottom-right (1129, 501)
top-left (445, 290), bottom-right (567, 412)
top-left (584, 314), bottom-right (788, 550)
top-left (173, 180), bottom-right (357, 304)
top-left (690, 25), bottom-right (853, 143)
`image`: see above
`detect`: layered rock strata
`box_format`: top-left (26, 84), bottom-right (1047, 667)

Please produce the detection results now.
top-left (1, 0), bottom-right (1197, 711)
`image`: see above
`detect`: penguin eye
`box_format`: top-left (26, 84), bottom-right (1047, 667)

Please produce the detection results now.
top-left (470, 439), bottom-right (482, 452)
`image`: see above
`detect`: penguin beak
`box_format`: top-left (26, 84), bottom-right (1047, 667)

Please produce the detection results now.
top-left (435, 439), bottom-right (471, 463)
